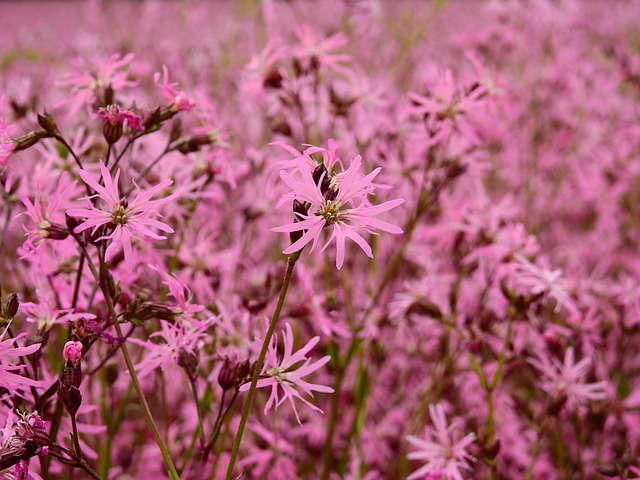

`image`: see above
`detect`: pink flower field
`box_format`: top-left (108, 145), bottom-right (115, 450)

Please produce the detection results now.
top-left (0, 0), bottom-right (639, 478)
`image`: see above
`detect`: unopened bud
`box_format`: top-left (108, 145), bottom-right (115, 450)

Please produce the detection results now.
top-left (103, 121), bottom-right (123, 144)
top-left (3, 294), bottom-right (19, 319)
top-left (178, 347), bottom-right (199, 379)
top-left (45, 223), bottom-right (69, 241)
top-left (13, 132), bottom-right (41, 151)
top-left (37, 111), bottom-right (58, 134)
top-left (65, 214), bottom-right (82, 236)
top-left (63, 341), bottom-right (83, 365)
top-left (57, 383), bottom-right (82, 416)
top-left (237, 360), bottom-right (253, 382)
top-left (218, 357), bottom-right (237, 391)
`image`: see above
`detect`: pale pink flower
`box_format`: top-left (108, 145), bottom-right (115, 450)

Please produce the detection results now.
top-left (511, 254), bottom-right (578, 313)
top-left (0, 95), bottom-right (15, 167)
top-left (528, 347), bottom-right (608, 407)
top-left (406, 404), bottom-right (476, 480)
top-left (68, 161), bottom-right (177, 269)
top-left (154, 65), bottom-right (196, 112)
top-left (272, 146), bottom-right (404, 269)
top-left (21, 290), bottom-right (93, 331)
top-left (150, 265), bottom-right (205, 327)
top-left (20, 172), bottom-right (79, 256)
top-left (129, 314), bottom-right (216, 378)
top-left (240, 322), bottom-right (333, 425)
top-left (56, 53), bottom-right (138, 116)
top-left (0, 326), bottom-right (43, 395)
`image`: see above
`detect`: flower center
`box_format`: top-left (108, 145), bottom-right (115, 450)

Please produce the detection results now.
top-left (316, 200), bottom-right (343, 224)
top-left (111, 205), bottom-right (130, 225)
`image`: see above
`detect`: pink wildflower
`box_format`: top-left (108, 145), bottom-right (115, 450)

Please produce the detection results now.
top-left (528, 347), bottom-right (608, 407)
top-left (406, 404), bottom-right (476, 480)
top-left (68, 161), bottom-right (177, 269)
top-left (56, 53), bottom-right (138, 116)
top-left (240, 322), bottom-right (333, 425)
top-left (272, 145), bottom-right (404, 269)
top-left (97, 104), bottom-right (144, 143)
top-left (0, 326), bottom-right (43, 395)
top-left (153, 65), bottom-right (196, 112)
top-left (0, 95), bottom-right (15, 167)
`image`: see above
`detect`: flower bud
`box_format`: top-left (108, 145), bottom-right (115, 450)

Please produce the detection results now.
top-left (57, 383), bottom-right (82, 416)
top-left (63, 341), bottom-right (83, 365)
top-left (3, 294), bottom-right (19, 319)
top-left (37, 111), bottom-right (58, 134)
top-left (178, 347), bottom-right (199, 380)
top-left (218, 357), bottom-right (237, 391)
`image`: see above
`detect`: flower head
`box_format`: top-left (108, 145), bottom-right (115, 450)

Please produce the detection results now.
top-left (272, 140), bottom-right (404, 269)
top-left (97, 104), bottom-right (144, 143)
top-left (68, 161), bottom-right (177, 270)
top-left (154, 65), bottom-right (196, 112)
top-left (528, 347), bottom-right (608, 408)
top-left (56, 53), bottom-right (138, 116)
top-left (406, 404), bottom-right (476, 480)
top-left (240, 322), bottom-right (333, 425)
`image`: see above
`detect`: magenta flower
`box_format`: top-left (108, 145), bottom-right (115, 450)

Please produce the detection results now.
top-left (98, 105), bottom-right (144, 132)
top-left (68, 161), bottom-right (177, 269)
top-left (406, 404), bottom-right (476, 480)
top-left (63, 341), bottom-right (83, 365)
top-left (272, 146), bottom-right (404, 269)
top-left (240, 322), bottom-right (333, 425)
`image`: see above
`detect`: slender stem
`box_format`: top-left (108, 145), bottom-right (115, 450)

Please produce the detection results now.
top-left (104, 143), bottom-right (112, 167)
top-left (321, 366), bottom-right (344, 480)
top-left (75, 241), bottom-right (180, 480)
top-left (0, 201), bottom-right (12, 252)
top-left (189, 375), bottom-right (205, 448)
top-left (71, 254), bottom-right (85, 310)
top-left (124, 148), bottom-right (170, 196)
top-left (203, 389), bottom-right (227, 460)
top-left (225, 253), bottom-right (299, 480)
top-left (70, 414), bottom-right (83, 459)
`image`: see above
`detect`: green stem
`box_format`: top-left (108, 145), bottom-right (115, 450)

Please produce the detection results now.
top-left (76, 242), bottom-right (180, 480)
top-left (225, 253), bottom-right (299, 480)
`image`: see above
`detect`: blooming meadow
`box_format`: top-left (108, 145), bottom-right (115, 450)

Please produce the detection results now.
top-left (0, 0), bottom-right (639, 478)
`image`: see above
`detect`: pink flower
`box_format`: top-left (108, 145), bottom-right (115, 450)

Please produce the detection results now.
top-left (0, 326), bottom-right (43, 395)
top-left (272, 144), bottom-right (404, 269)
top-left (406, 404), bottom-right (476, 480)
top-left (153, 65), bottom-right (196, 112)
top-left (240, 322), bottom-right (333, 425)
top-left (68, 161), bottom-right (177, 269)
top-left (0, 95), bottom-right (15, 167)
top-left (63, 341), bottom-right (83, 365)
top-left (528, 347), bottom-right (608, 407)
top-left (97, 104), bottom-right (144, 143)
top-left (56, 53), bottom-right (138, 116)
